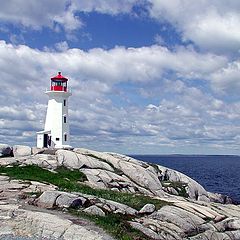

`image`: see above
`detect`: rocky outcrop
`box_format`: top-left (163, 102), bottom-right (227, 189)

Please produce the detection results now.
top-left (57, 150), bottom-right (114, 171)
top-left (13, 145), bottom-right (32, 157)
top-left (35, 190), bottom-right (138, 216)
top-left (1, 174), bottom-right (239, 240)
top-left (0, 147), bottom-right (233, 203)
top-left (0, 203), bottom-right (114, 240)
top-left (157, 165), bottom-right (210, 201)
top-left (0, 145), bottom-right (239, 239)
top-left (0, 143), bottom-right (12, 157)
top-left (129, 201), bottom-right (240, 239)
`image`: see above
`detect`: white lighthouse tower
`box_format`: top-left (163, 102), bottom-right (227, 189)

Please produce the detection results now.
top-left (37, 72), bottom-right (72, 149)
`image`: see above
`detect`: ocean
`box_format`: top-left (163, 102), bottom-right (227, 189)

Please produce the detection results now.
top-left (130, 155), bottom-right (240, 203)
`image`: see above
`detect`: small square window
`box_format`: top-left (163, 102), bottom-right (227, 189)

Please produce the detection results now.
top-left (56, 138), bottom-right (60, 141)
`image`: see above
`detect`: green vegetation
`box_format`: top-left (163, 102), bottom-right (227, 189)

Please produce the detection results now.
top-left (0, 165), bottom-right (87, 187)
top-left (0, 165), bottom-right (168, 210)
top-left (71, 211), bottom-right (149, 240)
top-left (0, 164), bottom-right (169, 240)
top-left (162, 180), bottom-right (189, 198)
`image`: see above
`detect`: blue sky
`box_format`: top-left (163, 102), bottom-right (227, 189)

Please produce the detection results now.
top-left (0, 0), bottom-right (240, 154)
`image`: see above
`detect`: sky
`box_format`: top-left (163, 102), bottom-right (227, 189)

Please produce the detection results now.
top-left (0, 0), bottom-right (240, 155)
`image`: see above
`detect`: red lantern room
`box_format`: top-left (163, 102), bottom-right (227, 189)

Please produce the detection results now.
top-left (50, 72), bottom-right (68, 92)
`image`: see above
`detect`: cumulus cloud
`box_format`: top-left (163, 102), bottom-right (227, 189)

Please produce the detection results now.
top-left (0, 40), bottom-right (239, 153)
top-left (72, 0), bottom-right (139, 15)
top-left (0, 0), bottom-right (82, 32)
top-left (1, 0), bottom-right (239, 55)
top-left (0, 0), bottom-right (139, 35)
top-left (148, 0), bottom-right (240, 54)
top-left (210, 61), bottom-right (240, 94)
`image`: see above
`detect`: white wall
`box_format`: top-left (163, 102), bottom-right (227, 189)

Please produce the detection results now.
top-left (44, 91), bottom-right (72, 148)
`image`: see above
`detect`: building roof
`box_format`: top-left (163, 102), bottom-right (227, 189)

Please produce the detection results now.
top-left (51, 72), bottom-right (68, 82)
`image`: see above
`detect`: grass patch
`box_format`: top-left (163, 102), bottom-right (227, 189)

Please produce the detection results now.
top-left (0, 165), bottom-right (87, 186)
top-left (0, 165), bottom-right (168, 210)
top-left (70, 210), bottom-right (149, 240)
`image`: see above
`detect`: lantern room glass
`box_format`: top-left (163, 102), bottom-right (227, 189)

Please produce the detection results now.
top-left (51, 80), bottom-right (67, 92)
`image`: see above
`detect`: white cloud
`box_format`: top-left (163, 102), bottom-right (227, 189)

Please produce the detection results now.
top-left (72, 0), bottom-right (139, 15)
top-left (1, 0), bottom-right (239, 55)
top-left (0, 0), bottom-right (139, 34)
top-left (210, 61), bottom-right (240, 94)
top-left (154, 34), bottom-right (165, 45)
top-left (0, 0), bottom-right (82, 32)
top-left (0, 40), bottom-right (239, 153)
top-left (55, 41), bottom-right (69, 52)
top-left (148, 0), bottom-right (240, 53)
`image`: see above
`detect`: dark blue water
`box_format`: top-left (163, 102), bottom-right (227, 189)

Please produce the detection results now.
top-left (130, 155), bottom-right (240, 203)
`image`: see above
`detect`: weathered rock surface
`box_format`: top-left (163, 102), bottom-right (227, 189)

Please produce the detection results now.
top-left (57, 150), bottom-right (114, 171)
top-left (0, 203), bottom-right (114, 240)
top-left (139, 203), bottom-right (156, 214)
top-left (13, 145), bottom-right (32, 157)
top-left (129, 201), bottom-right (240, 239)
top-left (0, 147), bottom-right (227, 203)
top-left (84, 205), bottom-right (106, 216)
top-left (0, 146), bottom-right (239, 239)
top-left (35, 190), bottom-right (138, 216)
top-left (157, 165), bottom-right (210, 201)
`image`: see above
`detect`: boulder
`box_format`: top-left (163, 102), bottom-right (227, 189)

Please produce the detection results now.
top-left (13, 145), bottom-right (32, 157)
top-left (139, 204), bottom-right (156, 214)
top-left (100, 199), bottom-right (138, 216)
top-left (56, 193), bottom-right (87, 208)
top-left (0, 144), bottom-right (12, 157)
top-left (84, 205), bottom-right (106, 217)
top-left (57, 150), bottom-right (81, 169)
top-left (57, 150), bottom-right (114, 171)
top-left (36, 191), bottom-right (62, 208)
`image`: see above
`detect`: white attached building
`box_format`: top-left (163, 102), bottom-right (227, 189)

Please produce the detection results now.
top-left (37, 72), bottom-right (72, 149)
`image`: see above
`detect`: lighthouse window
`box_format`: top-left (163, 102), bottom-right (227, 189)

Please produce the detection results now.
top-left (64, 116), bottom-right (67, 123)
top-left (64, 100), bottom-right (66, 106)
top-left (64, 134), bottom-right (67, 142)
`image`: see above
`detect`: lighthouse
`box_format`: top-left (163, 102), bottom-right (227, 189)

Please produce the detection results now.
top-left (37, 72), bottom-right (72, 149)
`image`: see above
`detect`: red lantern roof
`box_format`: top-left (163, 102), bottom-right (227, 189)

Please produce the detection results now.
top-left (51, 72), bottom-right (68, 82)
